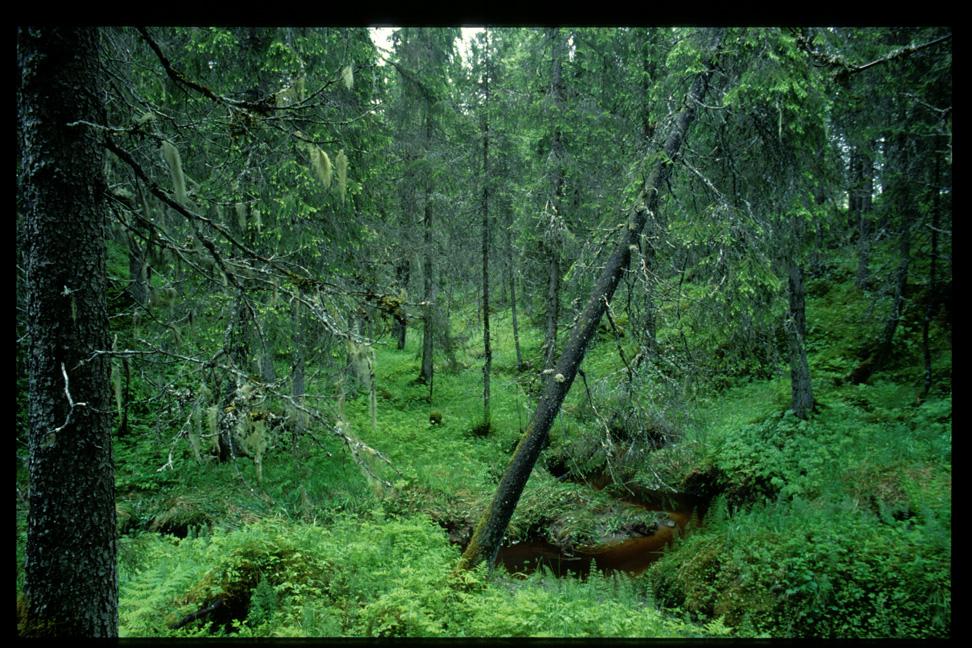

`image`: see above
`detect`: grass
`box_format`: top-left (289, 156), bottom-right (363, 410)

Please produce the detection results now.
top-left (16, 238), bottom-right (950, 638)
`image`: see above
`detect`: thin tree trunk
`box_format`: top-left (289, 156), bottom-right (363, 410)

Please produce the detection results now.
top-left (542, 27), bottom-right (566, 376)
top-left (418, 74), bottom-right (435, 388)
top-left (481, 33), bottom-right (492, 429)
top-left (921, 140), bottom-right (942, 400)
top-left (18, 26), bottom-right (118, 636)
top-left (394, 259), bottom-right (410, 350)
top-left (290, 293), bottom-right (305, 444)
top-left (118, 355), bottom-right (131, 437)
top-left (128, 183), bottom-right (150, 308)
top-left (507, 220), bottom-right (524, 372)
top-left (259, 330), bottom-right (276, 384)
top-left (786, 260), bottom-right (814, 418)
top-left (851, 138), bottom-right (912, 385)
top-left (852, 143), bottom-right (874, 289)
top-left (458, 33), bottom-right (722, 571)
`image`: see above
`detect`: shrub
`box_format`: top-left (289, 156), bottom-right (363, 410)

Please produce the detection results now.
top-left (648, 495), bottom-right (950, 638)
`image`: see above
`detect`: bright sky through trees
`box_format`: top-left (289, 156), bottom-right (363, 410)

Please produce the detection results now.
top-left (370, 26), bottom-right (484, 66)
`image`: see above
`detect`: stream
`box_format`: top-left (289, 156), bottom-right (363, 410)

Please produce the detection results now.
top-left (495, 488), bottom-right (707, 577)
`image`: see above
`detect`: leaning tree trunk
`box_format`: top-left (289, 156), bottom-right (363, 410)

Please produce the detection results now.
top-left (458, 32), bottom-right (722, 571)
top-left (18, 26), bottom-right (118, 637)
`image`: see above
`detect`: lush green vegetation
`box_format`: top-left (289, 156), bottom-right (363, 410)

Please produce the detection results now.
top-left (17, 26), bottom-right (950, 638)
top-left (18, 235), bottom-right (950, 638)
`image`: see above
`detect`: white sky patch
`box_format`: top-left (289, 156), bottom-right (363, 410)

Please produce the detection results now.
top-left (369, 26), bottom-right (484, 67)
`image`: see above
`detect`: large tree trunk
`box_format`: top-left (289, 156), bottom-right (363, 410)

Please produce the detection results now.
top-left (458, 32), bottom-right (722, 571)
top-left (18, 26), bottom-right (118, 637)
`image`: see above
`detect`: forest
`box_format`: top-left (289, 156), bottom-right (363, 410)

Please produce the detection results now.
top-left (16, 26), bottom-right (951, 638)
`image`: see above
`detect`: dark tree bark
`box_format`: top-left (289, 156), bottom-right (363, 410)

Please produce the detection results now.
top-left (18, 26), bottom-right (118, 637)
top-left (786, 260), bottom-right (814, 418)
top-left (458, 32), bottom-right (722, 571)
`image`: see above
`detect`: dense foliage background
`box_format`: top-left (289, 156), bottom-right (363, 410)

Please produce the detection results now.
top-left (16, 26), bottom-right (950, 638)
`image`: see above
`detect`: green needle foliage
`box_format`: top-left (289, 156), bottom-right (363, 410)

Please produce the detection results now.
top-left (16, 26), bottom-right (949, 639)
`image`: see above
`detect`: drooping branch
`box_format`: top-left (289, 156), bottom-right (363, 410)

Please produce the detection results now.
top-left (789, 28), bottom-right (951, 82)
top-left (137, 27), bottom-right (274, 115)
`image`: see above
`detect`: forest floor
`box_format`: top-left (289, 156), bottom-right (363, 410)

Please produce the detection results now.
top-left (15, 243), bottom-right (951, 638)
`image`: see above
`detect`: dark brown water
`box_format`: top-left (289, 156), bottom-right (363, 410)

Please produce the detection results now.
top-left (496, 489), bottom-right (705, 577)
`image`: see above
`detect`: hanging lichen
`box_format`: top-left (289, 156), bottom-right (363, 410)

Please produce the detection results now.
top-left (241, 418), bottom-right (268, 483)
top-left (341, 65), bottom-right (354, 90)
top-left (335, 149), bottom-right (348, 203)
top-left (252, 208), bottom-right (263, 232)
top-left (160, 140), bottom-right (188, 205)
top-left (235, 202), bottom-right (247, 232)
top-left (309, 146), bottom-right (333, 189)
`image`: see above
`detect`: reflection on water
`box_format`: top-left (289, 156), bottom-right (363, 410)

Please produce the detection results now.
top-left (496, 489), bottom-right (705, 577)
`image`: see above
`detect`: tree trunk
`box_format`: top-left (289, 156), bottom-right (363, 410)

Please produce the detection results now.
top-left (18, 26), bottom-right (118, 637)
top-left (851, 137), bottom-right (912, 385)
top-left (118, 356), bottom-right (131, 437)
top-left (394, 259), bottom-right (410, 350)
top-left (481, 35), bottom-right (493, 429)
top-left (259, 332), bottom-right (276, 384)
top-left (851, 143), bottom-right (874, 289)
top-left (541, 28), bottom-right (566, 376)
top-left (418, 93), bottom-right (435, 389)
top-left (290, 293), bottom-right (306, 444)
top-left (786, 260), bottom-right (814, 418)
top-left (128, 180), bottom-right (154, 308)
top-left (418, 200), bottom-right (435, 388)
top-left (921, 139), bottom-right (942, 400)
top-left (507, 218), bottom-right (524, 372)
top-left (458, 33), bottom-right (722, 571)
top-left (542, 246), bottom-right (561, 372)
